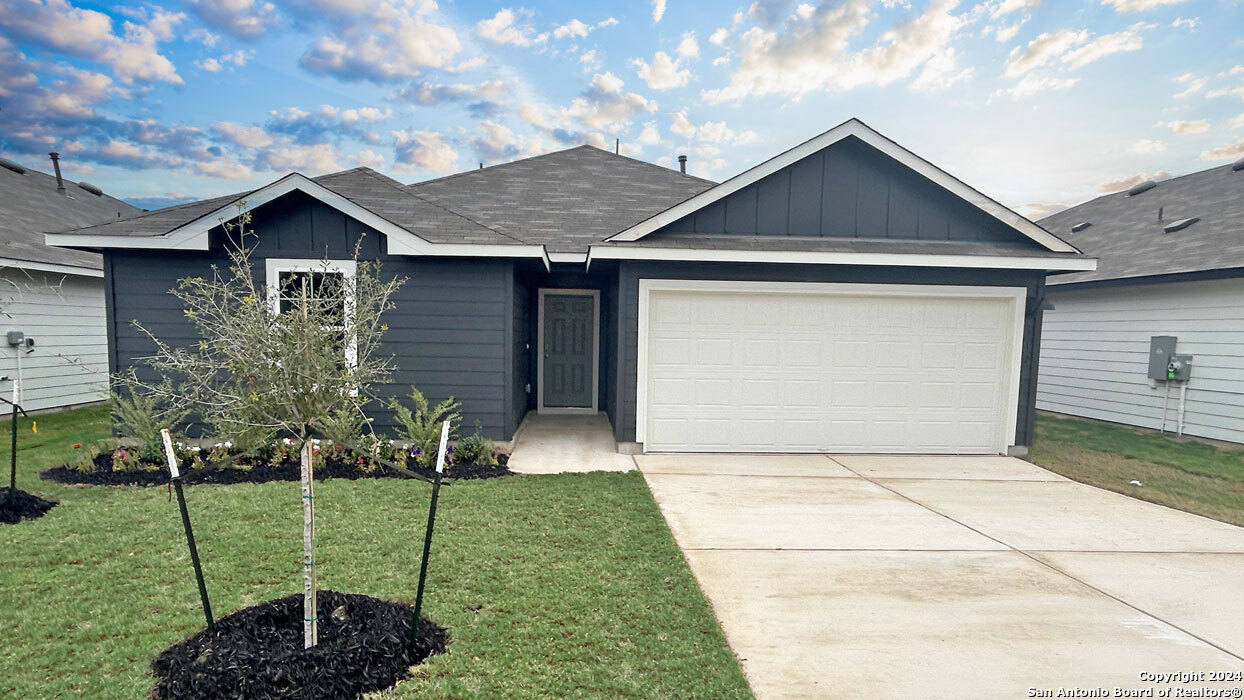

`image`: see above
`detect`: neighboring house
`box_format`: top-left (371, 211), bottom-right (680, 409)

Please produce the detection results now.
top-left (1036, 161), bottom-right (1244, 444)
top-left (47, 119), bottom-right (1092, 455)
top-left (0, 155), bottom-right (139, 411)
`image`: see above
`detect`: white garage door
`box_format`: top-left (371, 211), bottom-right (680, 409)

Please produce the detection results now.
top-left (639, 281), bottom-right (1024, 454)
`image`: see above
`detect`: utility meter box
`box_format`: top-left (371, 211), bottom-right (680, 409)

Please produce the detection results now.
top-left (1168, 354), bottom-right (1193, 382)
top-left (1148, 336), bottom-right (1177, 381)
top-left (5, 330), bottom-right (23, 347)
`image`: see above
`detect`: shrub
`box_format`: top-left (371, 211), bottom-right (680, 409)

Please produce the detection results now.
top-left (454, 427), bottom-right (497, 467)
top-left (111, 388), bottom-right (188, 462)
top-left (390, 388), bottom-right (460, 468)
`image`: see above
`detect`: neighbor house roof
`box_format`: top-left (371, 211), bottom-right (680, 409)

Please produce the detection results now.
top-left (1041, 161), bottom-right (1244, 285)
top-left (0, 158), bottom-right (138, 273)
top-left (406, 145), bottom-right (716, 253)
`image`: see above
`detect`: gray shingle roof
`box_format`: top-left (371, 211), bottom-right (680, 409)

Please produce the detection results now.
top-left (1040, 163), bottom-right (1244, 285)
top-left (0, 161), bottom-right (139, 270)
top-left (407, 145), bottom-right (716, 253)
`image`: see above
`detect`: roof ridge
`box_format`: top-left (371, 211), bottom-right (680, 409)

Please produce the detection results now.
top-left (404, 145), bottom-right (600, 188)
top-left (577, 144), bottom-right (718, 186)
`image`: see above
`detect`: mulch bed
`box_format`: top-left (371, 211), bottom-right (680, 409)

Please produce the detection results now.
top-left (152, 590), bottom-right (448, 700)
top-left (0, 487), bottom-right (58, 524)
top-left (41, 453), bottom-right (512, 487)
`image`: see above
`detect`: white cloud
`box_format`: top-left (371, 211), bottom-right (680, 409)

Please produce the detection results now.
top-left (668, 110), bottom-right (757, 145)
top-left (987, 0), bottom-right (1043, 17)
top-left (470, 120), bottom-right (522, 162)
top-left (1171, 17), bottom-right (1196, 29)
top-left (1201, 138), bottom-right (1244, 161)
top-left (652, 0), bottom-right (667, 23)
top-left (186, 27), bottom-right (220, 47)
top-left (637, 121), bottom-right (662, 145)
top-left (709, 27), bottom-right (730, 45)
top-left (211, 121), bottom-right (274, 148)
top-left (185, 0), bottom-right (278, 38)
top-left (632, 51), bottom-right (693, 90)
top-left (392, 129), bottom-right (459, 174)
top-left (670, 109), bottom-right (697, 138)
top-left (1173, 73), bottom-right (1205, 98)
top-left (910, 47), bottom-right (973, 92)
top-left (518, 73), bottom-right (658, 146)
top-left (1097, 170), bottom-right (1170, 193)
top-left (996, 23), bottom-right (1146, 99)
top-left (1128, 138), bottom-right (1167, 154)
top-left (194, 49), bottom-right (252, 72)
top-left (598, 17), bottom-right (619, 28)
top-left (195, 157), bottom-right (254, 180)
top-left (300, 1), bottom-right (461, 82)
top-left (1208, 85), bottom-right (1244, 100)
top-left (554, 19), bottom-right (592, 40)
top-left (477, 8), bottom-right (547, 47)
top-left (1004, 29), bottom-right (1088, 77)
top-left (352, 149), bottom-right (385, 170)
top-left (1101, 0), bottom-right (1187, 12)
top-left (992, 72), bottom-right (1079, 100)
top-left (702, 0), bottom-right (966, 104)
top-left (1231, 113), bottom-right (1244, 130)
top-left (395, 80), bottom-right (508, 105)
top-left (579, 49), bottom-right (601, 71)
top-left (445, 57), bottom-right (486, 74)
top-left (1061, 25), bottom-right (1145, 69)
top-left (258, 143), bottom-right (343, 174)
top-left (677, 32), bottom-right (700, 59)
top-left (994, 23), bottom-right (1022, 42)
top-left (1156, 119), bottom-right (1210, 134)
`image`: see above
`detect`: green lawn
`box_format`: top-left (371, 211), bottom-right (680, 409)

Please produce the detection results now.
top-left (0, 406), bottom-right (751, 699)
top-left (1029, 412), bottom-right (1244, 527)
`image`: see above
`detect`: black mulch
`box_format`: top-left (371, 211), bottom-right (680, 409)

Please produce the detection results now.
top-left (41, 453), bottom-right (512, 487)
top-left (0, 487), bottom-right (58, 524)
top-left (152, 590), bottom-right (448, 700)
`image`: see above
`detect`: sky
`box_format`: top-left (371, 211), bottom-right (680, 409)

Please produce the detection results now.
top-left (1, 0), bottom-right (1242, 217)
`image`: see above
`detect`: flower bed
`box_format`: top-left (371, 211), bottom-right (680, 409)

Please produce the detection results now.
top-left (41, 438), bottom-right (511, 487)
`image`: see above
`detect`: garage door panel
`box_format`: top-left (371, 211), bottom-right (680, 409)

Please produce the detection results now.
top-left (643, 285), bottom-right (1020, 454)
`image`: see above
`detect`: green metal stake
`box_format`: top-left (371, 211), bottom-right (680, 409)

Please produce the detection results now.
top-left (411, 420), bottom-right (450, 643)
top-left (4, 380), bottom-right (26, 508)
top-left (162, 429), bottom-right (214, 630)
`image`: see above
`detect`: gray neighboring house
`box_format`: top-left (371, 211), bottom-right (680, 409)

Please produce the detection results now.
top-left (0, 155), bottom-right (139, 411)
top-left (48, 119), bottom-right (1092, 454)
top-left (1037, 161), bottom-right (1244, 443)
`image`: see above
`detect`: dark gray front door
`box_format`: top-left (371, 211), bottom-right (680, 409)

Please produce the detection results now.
top-left (543, 293), bottom-right (595, 409)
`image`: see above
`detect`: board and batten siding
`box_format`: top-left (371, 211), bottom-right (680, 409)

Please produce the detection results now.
top-left (1037, 277), bottom-right (1244, 444)
top-left (106, 191), bottom-right (517, 440)
top-left (0, 269), bottom-right (108, 411)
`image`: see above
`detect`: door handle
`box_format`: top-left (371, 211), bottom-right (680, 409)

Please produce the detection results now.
top-left (544, 344), bottom-right (550, 357)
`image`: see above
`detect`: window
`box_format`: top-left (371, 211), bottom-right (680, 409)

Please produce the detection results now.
top-left (265, 259), bottom-right (358, 368)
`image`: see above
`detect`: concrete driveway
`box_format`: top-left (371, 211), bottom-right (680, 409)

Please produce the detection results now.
top-left (638, 454), bottom-right (1244, 699)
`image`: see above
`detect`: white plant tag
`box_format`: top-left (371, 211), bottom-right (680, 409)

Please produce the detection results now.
top-left (160, 428), bottom-right (180, 479)
top-left (435, 420), bottom-right (450, 474)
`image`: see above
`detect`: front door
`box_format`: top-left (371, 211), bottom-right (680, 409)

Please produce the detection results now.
top-left (540, 290), bottom-right (598, 412)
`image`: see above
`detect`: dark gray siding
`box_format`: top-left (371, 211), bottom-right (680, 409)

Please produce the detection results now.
top-left (508, 272), bottom-right (531, 437)
top-left (106, 190), bottom-right (516, 440)
top-left (660, 136), bottom-right (1036, 246)
top-left (613, 261), bottom-right (1046, 447)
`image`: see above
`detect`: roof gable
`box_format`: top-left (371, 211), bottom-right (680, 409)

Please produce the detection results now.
top-left (608, 119), bottom-right (1079, 255)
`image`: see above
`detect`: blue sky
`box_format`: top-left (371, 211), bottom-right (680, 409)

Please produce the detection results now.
top-left (1, 0), bottom-right (1242, 216)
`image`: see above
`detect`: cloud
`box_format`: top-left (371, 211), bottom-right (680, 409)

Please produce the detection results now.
top-left (632, 51), bottom-right (693, 90)
top-left (553, 17), bottom-right (616, 41)
top-left (299, 1), bottom-right (461, 82)
top-left (1208, 84), bottom-right (1244, 100)
top-left (579, 49), bottom-right (601, 71)
top-left (652, 0), bottom-right (667, 24)
top-left (211, 121), bottom-right (275, 148)
top-left (194, 49), bottom-right (253, 72)
top-left (1004, 29), bottom-right (1087, 77)
top-left (992, 72), bottom-right (1078, 100)
top-left (910, 47), bottom-right (973, 92)
top-left (1173, 72), bottom-right (1205, 98)
top-left (1060, 25), bottom-right (1145, 69)
top-left (1155, 119), bottom-right (1210, 134)
top-left (1171, 17), bottom-right (1196, 29)
top-left (518, 73), bottom-right (658, 147)
top-left (477, 9), bottom-right (547, 47)
top-left (1231, 113), bottom-right (1244, 130)
top-left (994, 23), bottom-right (1022, 42)
top-left (351, 149), bottom-right (385, 170)
top-left (702, 0), bottom-right (966, 104)
top-left (392, 129), bottom-right (459, 174)
top-left (470, 120), bottom-right (522, 162)
top-left (1101, 0), bottom-right (1186, 12)
top-left (1097, 170), bottom-right (1170, 193)
top-left (393, 80), bottom-right (508, 117)
top-left (266, 104), bottom-right (391, 144)
top-left (1128, 138), bottom-right (1167, 154)
top-left (0, 0), bottom-right (184, 85)
top-left (1019, 202), bottom-right (1071, 219)
top-left (184, 0), bottom-right (279, 38)
top-left (709, 28), bottom-right (730, 46)
top-left (996, 23), bottom-right (1146, 99)
top-left (1200, 138), bottom-right (1244, 161)
top-left (195, 157), bottom-right (254, 180)
top-left (257, 143), bottom-right (344, 174)
top-left (677, 32), bottom-right (700, 59)
top-left (637, 121), bottom-right (663, 145)
top-left (668, 110), bottom-right (757, 145)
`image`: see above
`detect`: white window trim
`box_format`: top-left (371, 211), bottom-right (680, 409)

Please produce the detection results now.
top-left (536, 288), bottom-right (600, 415)
top-left (635, 279), bottom-right (1027, 455)
top-left (265, 258), bottom-right (359, 369)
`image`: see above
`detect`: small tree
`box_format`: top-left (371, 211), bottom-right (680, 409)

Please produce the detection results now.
top-left (128, 202), bottom-right (404, 647)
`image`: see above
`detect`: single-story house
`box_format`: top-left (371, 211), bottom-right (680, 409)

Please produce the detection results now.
top-left (1036, 160), bottom-right (1244, 443)
top-left (47, 119), bottom-right (1093, 454)
top-left (0, 154), bottom-right (138, 411)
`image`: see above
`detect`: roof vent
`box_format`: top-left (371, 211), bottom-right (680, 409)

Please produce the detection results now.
top-left (1127, 180), bottom-right (1157, 196)
top-left (0, 157), bottom-right (26, 174)
top-left (77, 181), bottom-right (103, 196)
top-left (1233, 157), bottom-right (1244, 172)
top-left (1071, 221), bottom-right (1092, 233)
top-left (1163, 217), bottom-right (1199, 233)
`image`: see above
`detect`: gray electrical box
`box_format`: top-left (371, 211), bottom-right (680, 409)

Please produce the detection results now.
top-left (5, 330), bottom-right (23, 347)
top-left (1168, 354), bottom-right (1193, 381)
top-left (1148, 336), bottom-right (1177, 380)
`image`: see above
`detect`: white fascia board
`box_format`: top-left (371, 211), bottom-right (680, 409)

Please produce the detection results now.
top-left (0, 257), bottom-right (104, 278)
top-left (548, 252), bottom-right (588, 264)
top-left (587, 245), bottom-right (1098, 272)
top-left (607, 119), bottom-right (1080, 255)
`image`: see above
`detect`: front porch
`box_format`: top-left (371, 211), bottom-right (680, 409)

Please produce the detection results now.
top-left (506, 413), bottom-right (634, 473)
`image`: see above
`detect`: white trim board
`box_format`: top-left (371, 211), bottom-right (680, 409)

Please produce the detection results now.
top-left (0, 257), bottom-right (103, 278)
top-left (536, 288), bottom-right (600, 415)
top-left (635, 279), bottom-right (1027, 454)
top-left (606, 118), bottom-right (1081, 255)
top-left (45, 172), bottom-right (551, 270)
top-left (265, 258), bottom-right (359, 369)
top-left (589, 245), bottom-right (1096, 272)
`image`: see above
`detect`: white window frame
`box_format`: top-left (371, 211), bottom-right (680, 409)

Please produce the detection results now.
top-left (537, 288), bottom-right (601, 415)
top-left (265, 258), bottom-right (359, 369)
top-left (636, 279), bottom-right (1027, 454)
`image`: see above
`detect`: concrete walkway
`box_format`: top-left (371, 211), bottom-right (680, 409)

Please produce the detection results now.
top-left (638, 453), bottom-right (1244, 699)
top-left (506, 413), bottom-right (634, 474)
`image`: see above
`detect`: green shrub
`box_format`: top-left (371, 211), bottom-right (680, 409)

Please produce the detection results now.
top-left (69, 438), bottom-right (120, 473)
top-left (390, 388), bottom-right (460, 468)
top-left (454, 427), bottom-right (497, 466)
top-left (110, 389), bottom-right (188, 462)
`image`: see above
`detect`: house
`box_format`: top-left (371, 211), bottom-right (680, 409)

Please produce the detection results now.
top-left (47, 119), bottom-right (1093, 455)
top-left (1036, 160), bottom-right (1244, 444)
top-left (0, 154), bottom-right (139, 411)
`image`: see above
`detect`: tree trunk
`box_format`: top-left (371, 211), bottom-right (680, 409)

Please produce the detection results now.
top-left (301, 439), bottom-right (317, 648)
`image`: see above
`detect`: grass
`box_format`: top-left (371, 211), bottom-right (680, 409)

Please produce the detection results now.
top-left (0, 406), bottom-right (752, 699)
top-left (1029, 412), bottom-right (1244, 527)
